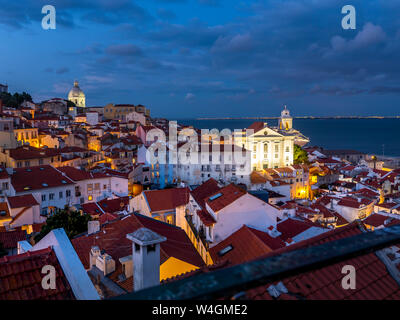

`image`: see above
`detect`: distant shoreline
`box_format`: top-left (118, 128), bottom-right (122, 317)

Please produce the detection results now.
top-left (194, 116), bottom-right (400, 120)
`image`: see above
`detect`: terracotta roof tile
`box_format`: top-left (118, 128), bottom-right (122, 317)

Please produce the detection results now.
top-left (143, 188), bottom-right (190, 212)
top-left (0, 247), bottom-right (75, 300)
top-left (0, 230), bottom-right (27, 249)
top-left (72, 213), bottom-right (204, 270)
top-left (209, 225), bottom-right (286, 266)
top-left (11, 165), bottom-right (74, 192)
top-left (243, 222), bottom-right (400, 300)
top-left (7, 194), bottom-right (39, 209)
top-left (190, 178), bottom-right (221, 208)
top-left (205, 184), bottom-right (246, 212)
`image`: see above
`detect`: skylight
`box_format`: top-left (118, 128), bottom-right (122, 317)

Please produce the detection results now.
top-left (218, 245), bottom-right (233, 256)
top-left (209, 193), bottom-right (223, 201)
top-left (42, 183), bottom-right (48, 187)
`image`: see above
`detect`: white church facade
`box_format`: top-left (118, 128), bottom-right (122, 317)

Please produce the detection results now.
top-left (68, 81), bottom-right (86, 108)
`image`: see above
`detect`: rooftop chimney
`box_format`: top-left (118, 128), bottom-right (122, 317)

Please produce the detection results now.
top-left (88, 221), bottom-right (100, 235)
top-left (126, 227), bottom-right (167, 292)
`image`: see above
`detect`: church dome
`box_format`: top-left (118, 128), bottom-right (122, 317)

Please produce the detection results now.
top-left (68, 80), bottom-right (86, 107)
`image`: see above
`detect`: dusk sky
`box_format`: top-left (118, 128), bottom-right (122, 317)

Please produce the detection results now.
top-left (0, 0), bottom-right (399, 118)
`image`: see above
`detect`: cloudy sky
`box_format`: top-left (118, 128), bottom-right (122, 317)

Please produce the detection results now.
top-left (0, 0), bottom-right (399, 118)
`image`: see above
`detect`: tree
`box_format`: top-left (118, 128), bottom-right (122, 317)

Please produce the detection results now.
top-left (0, 91), bottom-right (32, 108)
top-left (293, 144), bottom-right (309, 164)
top-left (34, 207), bottom-right (92, 242)
top-left (0, 241), bottom-right (7, 258)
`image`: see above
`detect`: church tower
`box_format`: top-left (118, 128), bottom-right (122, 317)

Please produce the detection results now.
top-left (279, 105), bottom-right (293, 131)
top-left (68, 80), bottom-right (86, 108)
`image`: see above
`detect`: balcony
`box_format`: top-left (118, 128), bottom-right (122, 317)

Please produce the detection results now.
top-left (185, 214), bottom-right (209, 250)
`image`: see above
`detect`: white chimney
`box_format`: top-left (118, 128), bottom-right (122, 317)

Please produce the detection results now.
top-left (89, 246), bottom-right (100, 268)
top-left (119, 255), bottom-right (133, 278)
top-left (126, 227), bottom-right (167, 292)
top-left (88, 221), bottom-right (100, 235)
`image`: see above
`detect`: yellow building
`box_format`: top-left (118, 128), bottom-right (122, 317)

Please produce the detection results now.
top-left (14, 127), bottom-right (39, 148)
top-left (103, 104), bottom-right (150, 120)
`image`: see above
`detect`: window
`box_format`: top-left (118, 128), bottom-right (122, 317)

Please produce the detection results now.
top-left (49, 193), bottom-right (54, 200)
top-left (94, 183), bottom-right (100, 191)
top-left (17, 162), bottom-right (22, 168)
top-left (42, 194), bottom-right (46, 201)
top-left (25, 161), bottom-right (30, 167)
top-left (87, 184), bottom-right (93, 192)
top-left (2, 182), bottom-right (8, 190)
top-left (275, 145), bottom-right (279, 152)
top-left (41, 208), bottom-right (48, 216)
top-left (59, 191), bottom-right (63, 199)
top-left (286, 146), bottom-right (290, 152)
top-left (166, 215), bottom-right (173, 224)
top-left (66, 190), bottom-right (71, 197)
top-left (39, 159), bottom-right (44, 165)
top-left (264, 144), bottom-right (268, 152)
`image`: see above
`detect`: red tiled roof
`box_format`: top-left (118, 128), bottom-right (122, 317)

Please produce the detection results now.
top-left (363, 213), bottom-right (391, 228)
top-left (99, 212), bottom-right (119, 225)
top-left (245, 222), bottom-right (400, 300)
top-left (57, 166), bottom-right (108, 181)
top-left (8, 146), bottom-right (60, 160)
top-left (7, 194), bottom-right (39, 209)
top-left (277, 218), bottom-right (321, 241)
top-left (250, 171), bottom-right (268, 184)
top-left (143, 188), bottom-right (190, 212)
top-left (11, 165), bottom-right (74, 192)
top-left (210, 225), bottom-right (286, 266)
top-left (97, 196), bottom-right (130, 214)
top-left (0, 167), bottom-right (9, 179)
top-left (0, 247), bottom-right (75, 300)
top-left (0, 230), bottom-right (27, 249)
top-left (72, 213), bottom-right (204, 270)
top-left (191, 178), bottom-right (221, 208)
top-left (205, 184), bottom-right (246, 212)
top-left (81, 202), bottom-right (103, 216)
top-left (247, 121), bottom-right (265, 134)
top-left (337, 197), bottom-right (373, 209)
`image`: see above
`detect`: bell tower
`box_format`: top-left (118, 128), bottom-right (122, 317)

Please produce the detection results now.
top-left (279, 105), bottom-right (293, 130)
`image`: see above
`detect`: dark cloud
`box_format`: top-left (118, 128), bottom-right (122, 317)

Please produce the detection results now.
top-left (3, 0), bottom-right (400, 117)
top-left (105, 44), bottom-right (143, 56)
top-left (55, 67), bottom-right (70, 74)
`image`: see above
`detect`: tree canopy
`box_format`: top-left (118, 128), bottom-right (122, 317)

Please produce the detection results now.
top-left (0, 91), bottom-right (32, 108)
top-left (294, 144), bottom-right (309, 164)
top-left (35, 207), bottom-right (92, 243)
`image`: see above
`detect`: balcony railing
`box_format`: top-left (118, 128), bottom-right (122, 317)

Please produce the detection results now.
top-left (111, 224), bottom-right (400, 300)
top-left (186, 214), bottom-right (209, 250)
